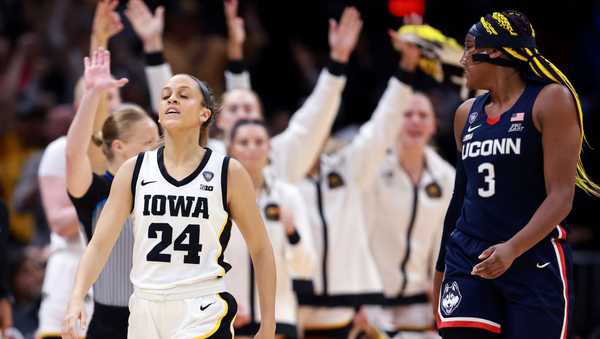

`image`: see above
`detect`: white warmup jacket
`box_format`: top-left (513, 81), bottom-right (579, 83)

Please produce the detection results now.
top-left (366, 147), bottom-right (455, 303)
top-left (295, 77), bottom-right (413, 306)
top-left (225, 171), bottom-right (316, 336)
top-left (147, 63), bottom-right (346, 183)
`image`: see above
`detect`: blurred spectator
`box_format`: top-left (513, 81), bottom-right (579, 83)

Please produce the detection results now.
top-left (8, 246), bottom-right (46, 339)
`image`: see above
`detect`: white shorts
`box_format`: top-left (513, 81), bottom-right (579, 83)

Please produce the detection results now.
top-left (128, 291), bottom-right (237, 339)
top-left (37, 250), bottom-right (93, 338)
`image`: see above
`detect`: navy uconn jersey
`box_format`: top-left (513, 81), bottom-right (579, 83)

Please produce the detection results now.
top-left (458, 83), bottom-right (563, 243)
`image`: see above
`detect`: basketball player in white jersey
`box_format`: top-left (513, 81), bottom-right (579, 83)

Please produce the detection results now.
top-left (225, 119), bottom-right (316, 338)
top-left (62, 49), bottom-right (276, 339)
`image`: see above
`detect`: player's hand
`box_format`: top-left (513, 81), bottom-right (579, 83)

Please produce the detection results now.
top-left (125, 0), bottom-right (165, 52)
top-left (224, 0), bottom-right (246, 60)
top-left (471, 242), bottom-right (518, 279)
top-left (329, 7), bottom-right (363, 63)
top-left (61, 297), bottom-right (87, 339)
top-left (92, 0), bottom-right (123, 43)
top-left (84, 49), bottom-right (128, 92)
top-left (388, 30), bottom-right (421, 72)
top-left (0, 298), bottom-right (13, 337)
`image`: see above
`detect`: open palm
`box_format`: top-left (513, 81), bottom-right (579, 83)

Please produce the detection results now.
top-left (329, 7), bottom-right (363, 63)
top-left (125, 0), bottom-right (164, 43)
top-left (224, 0), bottom-right (246, 45)
top-left (84, 49), bottom-right (128, 92)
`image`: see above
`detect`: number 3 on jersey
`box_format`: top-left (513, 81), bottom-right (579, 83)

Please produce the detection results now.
top-left (478, 162), bottom-right (495, 198)
top-left (147, 223), bottom-right (203, 264)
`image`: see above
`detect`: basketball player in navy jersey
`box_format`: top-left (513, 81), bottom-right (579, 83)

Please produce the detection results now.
top-left (62, 49), bottom-right (276, 339)
top-left (433, 11), bottom-right (600, 339)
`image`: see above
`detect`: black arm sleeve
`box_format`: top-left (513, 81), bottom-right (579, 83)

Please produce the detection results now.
top-left (435, 156), bottom-right (467, 272)
top-left (0, 200), bottom-right (10, 299)
top-left (68, 174), bottom-right (111, 240)
top-left (144, 51), bottom-right (166, 66)
top-left (227, 60), bottom-right (247, 74)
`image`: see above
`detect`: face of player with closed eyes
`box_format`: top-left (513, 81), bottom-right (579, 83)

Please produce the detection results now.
top-left (159, 74), bottom-right (210, 133)
top-left (399, 94), bottom-right (436, 148)
top-left (229, 124), bottom-right (270, 175)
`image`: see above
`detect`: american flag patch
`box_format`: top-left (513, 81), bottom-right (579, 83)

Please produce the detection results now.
top-left (510, 112), bottom-right (525, 122)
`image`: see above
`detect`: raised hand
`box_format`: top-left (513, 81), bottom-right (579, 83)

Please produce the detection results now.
top-left (125, 0), bottom-right (165, 52)
top-left (84, 49), bottom-right (128, 92)
top-left (92, 0), bottom-right (123, 44)
top-left (388, 29), bottom-right (421, 72)
top-left (329, 7), bottom-right (363, 63)
top-left (224, 0), bottom-right (246, 60)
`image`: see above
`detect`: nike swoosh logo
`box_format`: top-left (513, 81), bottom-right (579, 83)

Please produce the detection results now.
top-left (200, 302), bottom-right (215, 311)
top-left (141, 180), bottom-right (157, 186)
top-left (467, 124), bottom-right (481, 133)
top-left (536, 262), bottom-right (550, 269)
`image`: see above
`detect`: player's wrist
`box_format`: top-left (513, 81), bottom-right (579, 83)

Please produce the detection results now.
top-left (505, 238), bottom-right (525, 259)
top-left (143, 36), bottom-right (163, 53)
top-left (330, 50), bottom-right (350, 64)
top-left (227, 43), bottom-right (243, 61)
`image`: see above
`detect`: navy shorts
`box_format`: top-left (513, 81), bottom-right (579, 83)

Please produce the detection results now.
top-left (437, 228), bottom-right (573, 339)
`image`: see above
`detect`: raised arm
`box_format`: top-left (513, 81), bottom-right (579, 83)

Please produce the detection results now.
top-left (126, 0), bottom-right (172, 114)
top-left (89, 0), bottom-right (124, 173)
top-left (224, 0), bottom-right (251, 90)
top-left (227, 159), bottom-right (276, 338)
top-left (66, 49), bottom-right (128, 198)
top-left (90, 0), bottom-right (123, 54)
top-left (62, 157), bottom-right (135, 339)
top-left (270, 7), bottom-right (362, 183)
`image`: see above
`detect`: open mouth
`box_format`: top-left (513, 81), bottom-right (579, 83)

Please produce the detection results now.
top-left (166, 107), bottom-right (180, 115)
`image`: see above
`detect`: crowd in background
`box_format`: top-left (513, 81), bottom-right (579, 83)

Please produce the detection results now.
top-left (1, 0), bottom-right (600, 338)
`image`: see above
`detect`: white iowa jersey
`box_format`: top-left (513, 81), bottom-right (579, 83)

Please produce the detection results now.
top-left (130, 147), bottom-right (232, 292)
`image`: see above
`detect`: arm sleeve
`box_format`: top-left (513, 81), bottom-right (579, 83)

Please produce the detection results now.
top-left (224, 60), bottom-right (251, 91)
top-left (270, 67), bottom-right (347, 183)
top-left (342, 75), bottom-right (413, 187)
top-left (0, 201), bottom-right (10, 298)
top-left (144, 52), bottom-right (173, 114)
top-left (283, 188), bottom-right (317, 278)
top-left (435, 156), bottom-right (466, 272)
top-left (68, 174), bottom-right (110, 240)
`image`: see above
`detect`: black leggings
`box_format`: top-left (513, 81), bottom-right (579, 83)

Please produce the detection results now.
top-left (440, 328), bottom-right (500, 339)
